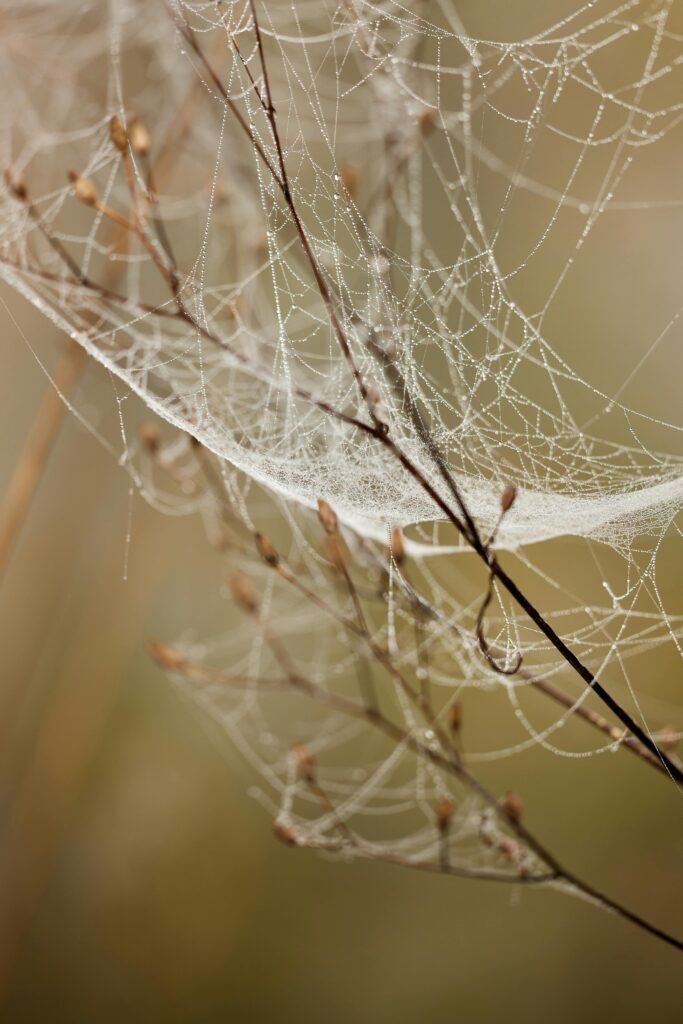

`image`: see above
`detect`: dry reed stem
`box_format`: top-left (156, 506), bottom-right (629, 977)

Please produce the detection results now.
top-left (0, 339), bottom-right (87, 582)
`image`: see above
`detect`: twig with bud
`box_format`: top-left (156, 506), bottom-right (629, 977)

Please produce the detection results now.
top-left (475, 483), bottom-right (522, 676)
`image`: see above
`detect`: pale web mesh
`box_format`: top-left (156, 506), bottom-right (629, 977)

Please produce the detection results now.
top-left (1, 0), bottom-right (682, 904)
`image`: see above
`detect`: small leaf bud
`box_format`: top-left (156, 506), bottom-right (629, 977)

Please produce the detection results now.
top-left (140, 422), bottom-right (161, 455)
top-left (129, 116), bottom-right (151, 156)
top-left (292, 743), bottom-right (316, 783)
top-left (501, 482), bottom-right (517, 514)
top-left (390, 526), bottom-right (405, 565)
top-left (229, 574), bottom-right (259, 615)
top-left (339, 161), bottom-right (360, 200)
top-left (317, 498), bottom-right (338, 535)
top-left (435, 796), bottom-right (455, 832)
top-left (272, 821), bottom-right (297, 846)
top-left (501, 789), bottom-right (523, 823)
top-left (109, 114), bottom-right (129, 154)
top-left (4, 170), bottom-right (27, 201)
top-left (68, 170), bottom-right (98, 207)
top-left (148, 640), bottom-right (187, 672)
top-left (449, 701), bottom-right (463, 733)
top-left (255, 532), bottom-right (279, 567)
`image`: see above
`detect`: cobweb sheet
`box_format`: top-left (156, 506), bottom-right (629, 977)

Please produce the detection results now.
top-left (1, 0), bottom-right (683, 552)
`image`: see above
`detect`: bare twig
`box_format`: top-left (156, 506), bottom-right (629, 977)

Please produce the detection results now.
top-left (151, 641), bottom-right (683, 951)
top-left (178, 1), bottom-right (682, 783)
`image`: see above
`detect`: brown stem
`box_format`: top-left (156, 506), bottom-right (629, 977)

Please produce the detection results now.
top-left (154, 646), bottom-right (683, 951)
top-left (186, 1), bottom-right (683, 781)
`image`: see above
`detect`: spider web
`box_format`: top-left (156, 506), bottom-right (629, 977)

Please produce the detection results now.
top-left (1, 0), bottom-right (682, 878)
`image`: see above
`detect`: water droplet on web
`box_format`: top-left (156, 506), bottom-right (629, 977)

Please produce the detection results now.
top-left (421, 728), bottom-right (438, 750)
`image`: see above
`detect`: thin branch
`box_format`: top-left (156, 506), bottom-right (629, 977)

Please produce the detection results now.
top-left (183, 1), bottom-right (682, 783)
top-left (152, 643), bottom-right (683, 951)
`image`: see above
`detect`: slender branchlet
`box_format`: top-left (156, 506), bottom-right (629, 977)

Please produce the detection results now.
top-left (501, 790), bottom-right (523, 825)
top-left (229, 573), bottom-right (260, 616)
top-left (435, 795), bottom-right (455, 869)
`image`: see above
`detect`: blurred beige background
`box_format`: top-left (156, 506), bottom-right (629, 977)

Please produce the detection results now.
top-left (1, 293), bottom-right (682, 1022)
top-left (2, 0), bottom-right (683, 1018)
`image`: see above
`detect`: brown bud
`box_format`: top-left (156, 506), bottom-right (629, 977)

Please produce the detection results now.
top-left (317, 498), bottom-right (338, 535)
top-left (129, 116), bottom-right (151, 157)
top-left (4, 170), bottom-right (27, 201)
top-left (497, 835), bottom-right (519, 864)
top-left (366, 385), bottom-right (381, 407)
top-left (435, 796), bottom-right (455, 832)
top-left (501, 482), bottom-right (517, 514)
top-left (449, 701), bottom-right (463, 733)
top-left (390, 526), bottom-right (405, 565)
top-left (418, 109), bottom-right (436, 136)
top-left (229, 574), bottom-right (259, 615)
top-left (140, 422), bottom-right (161, 455)
top-left (109, 115), bottom-right (129, 154)
top-left (324, 534), bottom-right (346, 571)
top-left (255, 532), bottom-right (279, 568)
top-left (339, 161), bottom-right (360, 200)
top-left (68, 170), bottom-right (98, 207)
top-left (292, 742), bottom-right (316, 783)
top-left (272, 820), bottom-right (297, 846)
top-left (148, 640), bottom-right (187, 672)
top-left (501, 790), bottom-right (523, 823)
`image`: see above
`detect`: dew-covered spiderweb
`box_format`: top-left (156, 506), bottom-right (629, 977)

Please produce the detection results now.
top-left (1, 0), bottom-right (682, 883)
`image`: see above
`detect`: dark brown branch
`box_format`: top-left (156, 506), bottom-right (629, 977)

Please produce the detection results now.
top-left (208, 2), bottom-right (683, 782)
